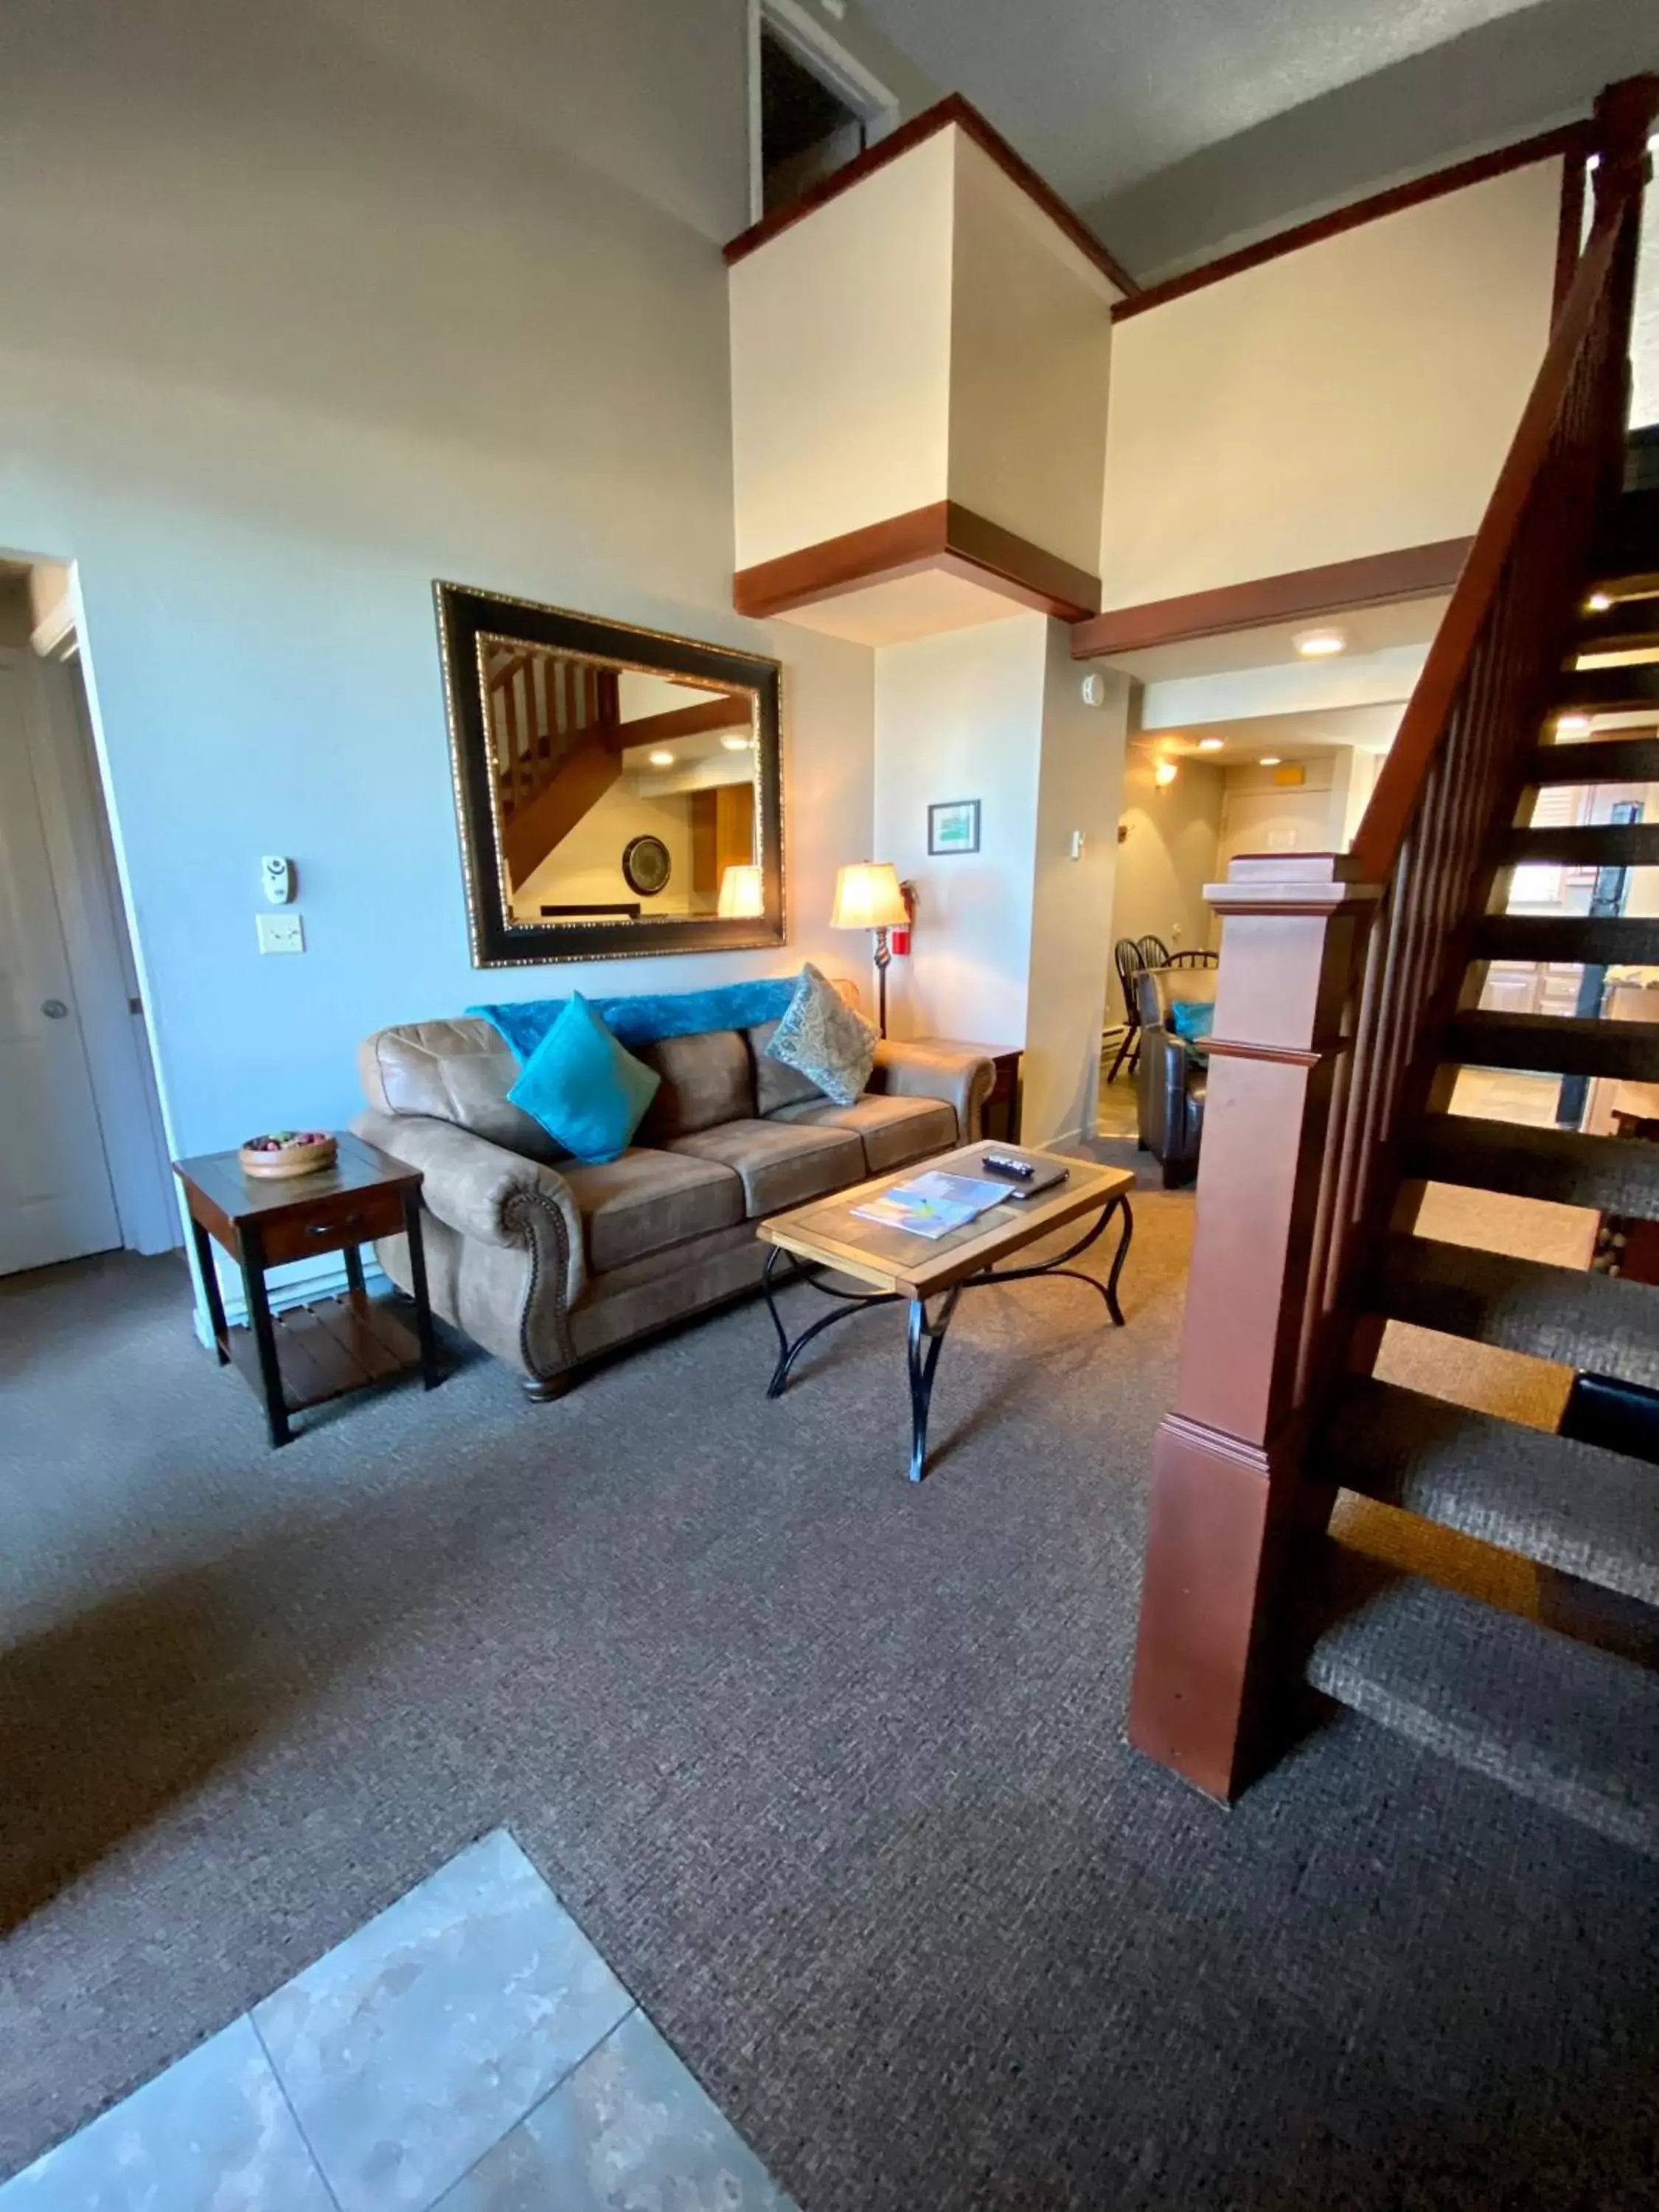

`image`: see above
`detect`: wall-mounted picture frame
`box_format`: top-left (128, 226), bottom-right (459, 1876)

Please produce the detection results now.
top-left (928, 799), bottom-right (981, 856)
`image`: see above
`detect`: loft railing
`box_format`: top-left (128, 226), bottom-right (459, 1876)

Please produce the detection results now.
top-left (1127, 75), bottom-right (1659, 1802)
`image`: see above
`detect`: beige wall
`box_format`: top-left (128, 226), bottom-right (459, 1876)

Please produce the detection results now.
top-left (946, 135), bottom-right (1118, 577)
top-left (874, 611), bottom-right (1127, 1143)
top-left (1110, 754), bottom-right (1224, 958)
top-left (731, 122), bottom-right (1118, 581)
top-left (1022, 627), bottom-right (1128, 1143)
top-left (510, 782), bottom-right (698, 920)
top-left (729, 126), bottom-right (955, 569)
top-left (1215, 756), bottom-right (1366, 872)
top-left (1099, 157), bottom-right (1564, 607)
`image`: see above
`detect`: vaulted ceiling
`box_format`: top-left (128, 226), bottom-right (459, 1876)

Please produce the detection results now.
top-left (860, 0), bottom-right (1652, 273)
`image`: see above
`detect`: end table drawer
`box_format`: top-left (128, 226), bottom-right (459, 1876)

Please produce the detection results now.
top-left (257, 1186), bottom-right (408, 1267)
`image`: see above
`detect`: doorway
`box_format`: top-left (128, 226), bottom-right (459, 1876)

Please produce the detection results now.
top-left (0, 559), bottom-right (175, 1276)
top-left (748, 0), bottom-right (898, 221)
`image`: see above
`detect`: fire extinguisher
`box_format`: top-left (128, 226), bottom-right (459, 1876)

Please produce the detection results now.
top-left (891, 879), bottom-right (917, 958)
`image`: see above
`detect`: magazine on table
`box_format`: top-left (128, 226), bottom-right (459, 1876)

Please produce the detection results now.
top-left (852, 1170), bottom-right (1012, 1241)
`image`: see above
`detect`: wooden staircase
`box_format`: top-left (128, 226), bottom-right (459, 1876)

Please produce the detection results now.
top-left (1127, 75), bottom-right (1659, 1851)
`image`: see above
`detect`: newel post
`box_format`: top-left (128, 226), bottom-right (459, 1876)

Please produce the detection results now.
top-left (1127, 855), bottom-right (1381, 1800)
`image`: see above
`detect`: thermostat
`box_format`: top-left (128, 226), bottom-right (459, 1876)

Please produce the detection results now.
top-left (261, 855), bottom-right (294, 905)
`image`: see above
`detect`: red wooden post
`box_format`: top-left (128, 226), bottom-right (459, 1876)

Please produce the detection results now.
top-left (1127, 855), bottom-right (1380, 1801)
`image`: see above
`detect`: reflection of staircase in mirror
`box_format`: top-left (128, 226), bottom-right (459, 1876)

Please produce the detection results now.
top-left (487, 648), bottom-right (623, 886)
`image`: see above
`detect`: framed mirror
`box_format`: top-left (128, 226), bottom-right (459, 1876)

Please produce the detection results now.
top-left (435, 583), bottom-right (785, 968)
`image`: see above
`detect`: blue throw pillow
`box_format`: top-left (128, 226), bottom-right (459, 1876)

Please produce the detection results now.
top-left (508, 994), bottom-right (660, 1164)
top-left (1168, 998), bottom-right (1215, 1060)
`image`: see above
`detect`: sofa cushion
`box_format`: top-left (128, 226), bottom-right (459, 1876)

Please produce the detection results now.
top-left (358, 1018), bottom-right (564, 1162)
top-left (508, 995), bottom-right (661, 1164)
top-left (773, 1093), bottom-right (955, 1176)
top-left (765, 963), bottom-right (877, 1107)
top-left (635, 1029), bottom-right (754, 1141)
top-left (667, 1119), bottom-right (863, 1218)
top-left (746, 1019), bottom-right (825, 1116)
top-left (559, 1148), bottom-right (744, 1274)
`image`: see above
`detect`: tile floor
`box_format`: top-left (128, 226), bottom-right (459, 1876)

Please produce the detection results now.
top-left (2, 1830), bottom-right (794, 2212)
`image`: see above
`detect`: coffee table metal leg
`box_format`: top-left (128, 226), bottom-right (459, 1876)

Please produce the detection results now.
top-left (765, 1245), bottom-right (898, 1398)
top-left (906, 1284), bottom-right (961, 1484)
top-left (1103, 1196), bottom-right (1134, 1326)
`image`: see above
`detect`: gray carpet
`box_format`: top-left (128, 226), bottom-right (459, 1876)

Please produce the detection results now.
top-left (3, 1156), bottom-right (1658, 2209)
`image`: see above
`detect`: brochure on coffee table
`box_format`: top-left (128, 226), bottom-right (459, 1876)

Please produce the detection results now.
top-left (852, 1170), bottom-right (1010, 1241)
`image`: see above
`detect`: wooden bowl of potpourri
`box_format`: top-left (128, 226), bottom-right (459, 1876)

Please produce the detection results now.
top-left (239, 1130), bottom-right (338, 1180)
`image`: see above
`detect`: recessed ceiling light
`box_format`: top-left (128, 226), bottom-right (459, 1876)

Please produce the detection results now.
top-left (720, 733), bottom-right (751, 751)
top-left (1586, 591), bottom-right (1613, 613)
top-left (1259, 756), bottom-right (1282, 767)
top-left (1295, 630), bottom-right (1346, 658)
top-left (1556, 714), bottom-right (1592, 737)
top-left (1198, 737), bottom-right (1224, 751)
top-left (1153, 759), bottom-right (1179, 787)
top-left (648, 748), bottom-right (675, 767)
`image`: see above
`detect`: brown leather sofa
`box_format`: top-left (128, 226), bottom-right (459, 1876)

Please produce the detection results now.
top-left (353, 1012), bottom-right (992, 1398)
top-left (1135, 967), bottom-right (1211, 1188)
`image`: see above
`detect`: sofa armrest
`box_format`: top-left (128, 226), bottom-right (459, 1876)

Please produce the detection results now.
top-left (867, 1040), bottom-right (995, 1141)
top-left (351, 1109), bottom-right (585, 1310)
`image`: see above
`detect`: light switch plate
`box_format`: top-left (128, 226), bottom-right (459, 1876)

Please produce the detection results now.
top-left (256, 911), bottom-right (305, 954)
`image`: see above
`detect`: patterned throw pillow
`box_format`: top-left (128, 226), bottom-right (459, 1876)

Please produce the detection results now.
top-left (765, 964), bottom-right (878, 1107)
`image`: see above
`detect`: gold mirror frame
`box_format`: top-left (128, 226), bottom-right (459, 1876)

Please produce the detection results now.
top-left (436, 582), bottom-right (785, 968)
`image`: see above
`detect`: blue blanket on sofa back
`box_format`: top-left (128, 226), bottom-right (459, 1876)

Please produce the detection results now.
top-left (470, 977), bottom-right (800, 1063)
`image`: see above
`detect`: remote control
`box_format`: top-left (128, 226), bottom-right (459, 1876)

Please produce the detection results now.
top-left (984, 1155), bottom-right (1034, 1179)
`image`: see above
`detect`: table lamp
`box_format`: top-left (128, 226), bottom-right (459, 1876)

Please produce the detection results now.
top-left (717, 863), bottom-right (765, 919)
top-left (831, 860), bottom-right (908, 1037)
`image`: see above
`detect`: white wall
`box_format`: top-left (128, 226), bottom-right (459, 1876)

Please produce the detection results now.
top-left (873, 611), bottom-right (1127, 1142)
top-left (874, 614), bottom-right (1047, 1050)
top-left (947, 135), bottom-right (1118, 576)
top-left (1022, 629), bottom-right (1129, 1143)
top-left (1099, 158), bottom-right (1564, 606)
top-left (0, 0), bottom-right (876, 1180)
top-left (729, 125), bottom-right (956, 568)
top-left (1109, 754), bottom-right (1224, 956)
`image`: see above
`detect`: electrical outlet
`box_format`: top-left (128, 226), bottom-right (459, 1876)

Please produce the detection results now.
top-left (256, 911), bottom-right (305, 955)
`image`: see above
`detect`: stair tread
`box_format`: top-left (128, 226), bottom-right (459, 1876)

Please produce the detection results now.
top-left (1407, 1113), bottom-right (1659, 1218)
top-left (1305, 1547), bottom-right (1659, 1856)
top-left (1527, 737), bottom-right (1659, 784)
top-left (1498, 821), bottom-right (1659, 867)
top-left (1324, 1376), bottom-right (1659, 1605)
top-left (1556, 666), bottom-right (1659, 714)
top-left (1445, 1009), bottom-right (1659, 1082)
top-left (1472, 914), bottom-right (1659, 964)
top-left (1573, 602), bottom-right (1659, 655)
top-left (1379, 1234), bottom-right (1659, 1385)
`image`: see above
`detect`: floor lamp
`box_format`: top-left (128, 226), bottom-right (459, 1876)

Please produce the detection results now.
top-left (832, 861), bottom-right (908, 1038)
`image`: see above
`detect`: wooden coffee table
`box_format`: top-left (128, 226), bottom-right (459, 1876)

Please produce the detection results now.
top-left (757, 1141), bottom-right (1134, 1482)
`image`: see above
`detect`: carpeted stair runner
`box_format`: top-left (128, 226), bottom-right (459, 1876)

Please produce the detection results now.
top-left (1405, 1114), bottom-right (1659, 1216)
top-left (1377, 1236), bottom-right (1659, 1385)
top-left (1325, 1376), bottom-right (1659, 1604)
top-left (1305, 1547), bottom-right (1659, 1857)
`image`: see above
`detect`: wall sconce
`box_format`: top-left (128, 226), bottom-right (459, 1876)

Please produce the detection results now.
top-left (717, 863), bottom-right (765, 918)
top-left (1153, 759), bottom-right (1179, 787)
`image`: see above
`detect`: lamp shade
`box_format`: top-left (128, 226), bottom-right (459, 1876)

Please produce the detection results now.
top-left (717, 863), bottom-right (765, 919)
top-left (831, 860), bottom-right (907, 931)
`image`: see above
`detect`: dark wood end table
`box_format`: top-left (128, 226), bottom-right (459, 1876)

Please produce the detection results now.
top-left (909, 1037), bottom-right (1023, 1142)
top-left (173, 1132), bottom-right (441, 1447)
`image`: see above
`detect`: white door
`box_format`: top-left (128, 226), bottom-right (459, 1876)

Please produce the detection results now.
top-left (0, 653), bottom-right (122, 1273)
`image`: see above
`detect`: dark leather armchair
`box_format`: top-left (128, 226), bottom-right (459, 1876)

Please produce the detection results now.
top-left (1135, 965), bottom-right (1214, 1187)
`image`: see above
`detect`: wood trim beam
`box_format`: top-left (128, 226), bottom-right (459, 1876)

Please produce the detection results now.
top-left (1112, 122), bottom-right (1588, 324)
top-left (723, 92), bottom-right (1138, 296)
top-left (617, 696), bottom-right (748, 749)
top-left (733, 501), bottom-right (1101, 624)
top-left (1070, 538), bottom-right (1472, 661)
